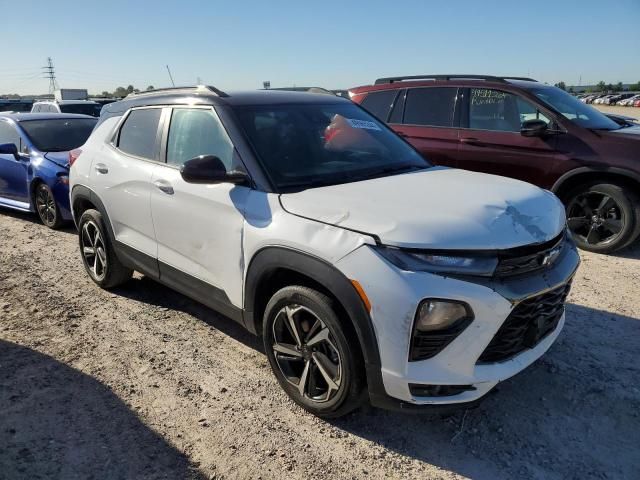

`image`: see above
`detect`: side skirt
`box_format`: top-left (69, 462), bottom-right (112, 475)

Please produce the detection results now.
top-left (0, 196), bottom-right (32, 213)
top-left (114, 240), bottom-right (244, 325)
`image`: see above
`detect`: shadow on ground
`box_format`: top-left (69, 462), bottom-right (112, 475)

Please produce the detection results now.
top-left (330, 303), bottom-right (640, 480)
top-left (0, 207), bottom-right (76, 235)
top-left (0, 339), bottom-right (205, 480)
top-left (113, 275), bottom-right (263, 353)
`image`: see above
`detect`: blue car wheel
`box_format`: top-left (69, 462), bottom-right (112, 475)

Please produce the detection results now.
top-left (34, 183), bottom-right (63, 229)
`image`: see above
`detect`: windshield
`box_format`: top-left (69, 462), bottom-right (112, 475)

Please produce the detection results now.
top-left (0, 102), bottom-right (32, 112)
top-left (235, 103), bottom-right (429, 190)
top-left (60, 103), bottom-right (102, 117)
top-left (20, 118), bottom-right (97, 152)
top-left (530, 87), bottom-right (621, 130)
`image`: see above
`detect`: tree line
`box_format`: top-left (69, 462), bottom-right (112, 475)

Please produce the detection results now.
top-left (554, 80), bottom-right (640, 93)
top-left (95, 85), bottom-right (156, 98)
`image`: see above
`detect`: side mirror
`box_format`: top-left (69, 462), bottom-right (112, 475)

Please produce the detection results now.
top-left (0, 143), bottom-right (20, 160)
top-left (180, 155), bottom-right (249, 185)
top-left (520, 119), bottom-right (549, 137)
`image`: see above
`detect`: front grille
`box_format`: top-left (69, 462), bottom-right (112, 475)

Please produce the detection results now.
top-left (477, 282), bottom-right (572, 363)
top-left (494, 232), bottom-right (565, 277)
top-left (409, 384), bottom-right (476, 397)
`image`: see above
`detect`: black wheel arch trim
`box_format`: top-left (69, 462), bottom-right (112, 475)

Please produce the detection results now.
top-left (551, 166), bottom-right (640, 195)
top-left (243, 246), bottom-right (387, 404)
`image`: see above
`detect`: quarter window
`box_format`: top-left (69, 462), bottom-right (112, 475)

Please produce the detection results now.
top-left (403, 88), bottom-right (457, 127)
top-left (469, 89), bottom-right (550, 132)
top-left (166, 108), bottom-right (234, 168)
top-left (117, 108), bottom-right (162, 160)
top-left (360, 90), bottom-right (398, 121)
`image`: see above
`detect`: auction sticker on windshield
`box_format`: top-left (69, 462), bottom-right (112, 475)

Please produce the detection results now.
top-left (347, 118), bottom-right (381, 130)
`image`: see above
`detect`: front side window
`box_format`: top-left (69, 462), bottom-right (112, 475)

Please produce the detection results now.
top-left (469, 89), bottom-right (549, 132)
top-left (360, 90), bottom-right (397, 121)
top-left (530, 86), bottom-right (621, 131)
top-left (166, 108), bottom-right (234, 168)
top-left (403, 87), bottom-right (457, 127)
top-left (0, 121), bottom-right (21, 147)
top-left (117, 108), bottom-right (162, 160)
top-left (235, 102), bottom-right (429, 191)
top-left (20, 118), bottom-right (97, 152)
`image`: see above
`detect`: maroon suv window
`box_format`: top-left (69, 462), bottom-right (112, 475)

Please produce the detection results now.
top-left (403, 88), bottom-right (457, 127)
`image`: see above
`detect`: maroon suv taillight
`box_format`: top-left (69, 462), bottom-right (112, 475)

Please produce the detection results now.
top-left (69, 148), bottom-right (82, 166)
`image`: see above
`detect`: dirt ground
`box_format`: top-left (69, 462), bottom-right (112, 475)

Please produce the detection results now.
top-left (1, 209), bottom-right (639, 480)
top-left (594, 104), bottom-right (640, 118)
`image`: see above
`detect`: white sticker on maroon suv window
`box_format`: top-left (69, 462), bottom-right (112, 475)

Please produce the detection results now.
top-left (346, 118), bottom-right (381, 131)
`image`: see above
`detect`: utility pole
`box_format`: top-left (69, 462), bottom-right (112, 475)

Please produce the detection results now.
top-left (166, 65), bottom-right (175, 87)
top-left (42, 57), bottom-right (58, 95)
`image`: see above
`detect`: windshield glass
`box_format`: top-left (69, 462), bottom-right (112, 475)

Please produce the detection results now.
top-left (60, 103), bottom-right (101, 117)
top-left (235, 103), bottom-right (429, 190)
top-left (530, 87), bottom-right (621, 130)
top-left (20, 118), bottom-right (97, 152)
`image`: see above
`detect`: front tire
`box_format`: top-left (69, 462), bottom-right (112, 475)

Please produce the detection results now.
top-left (34, 183), bottom-right (63, 229)
top-left (78, 209), bottom-right (133, 288)
top-left (565, 182), bottom-right (640, 253)
top-left (263, 286), bottom-right (365, 418)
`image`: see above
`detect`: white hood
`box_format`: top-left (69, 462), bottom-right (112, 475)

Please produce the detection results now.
top-left (279, 167), bottom-right (566, 250)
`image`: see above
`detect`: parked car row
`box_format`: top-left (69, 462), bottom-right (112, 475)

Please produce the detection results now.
top-left (0, 75), bottom-right (635, 418)
top-left (578, 93), bottom-right (640, 106)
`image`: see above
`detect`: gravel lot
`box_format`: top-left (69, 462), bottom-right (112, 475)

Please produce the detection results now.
top-left (594, 104), bottom-right (640, 118)
top-left (1, 209), bottom-right (639, 480)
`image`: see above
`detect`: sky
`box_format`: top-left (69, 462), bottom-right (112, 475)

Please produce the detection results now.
top-left (1, 0), bottom-right (638, 95)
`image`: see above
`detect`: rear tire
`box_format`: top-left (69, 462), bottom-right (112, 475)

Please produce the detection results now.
top-left (34, 183), bottom-right (63, 229)
top-left (263, 286), bottom-right (365, 418)
top-left (78, 209), bottom-right (132, 288)
top-left (564, 182), bottom-right (640, 253)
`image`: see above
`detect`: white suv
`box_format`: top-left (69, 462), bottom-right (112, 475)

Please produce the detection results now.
top-left (69, 86), bottom-right (580, 417)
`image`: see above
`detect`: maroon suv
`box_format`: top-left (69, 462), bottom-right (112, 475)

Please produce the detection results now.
top-left (349, 75), bottom-right (640, 253)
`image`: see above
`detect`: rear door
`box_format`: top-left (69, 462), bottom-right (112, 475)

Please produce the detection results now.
top-left (456, 88), bottom-right (558, 186)
top-left (389, 87), bottom-right (460, 166)
top-left (90, 107), bottom-right (162, 269)
top-left (0, 120), bottom-right (29, 205)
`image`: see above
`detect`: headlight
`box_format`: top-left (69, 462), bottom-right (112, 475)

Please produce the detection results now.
top-left (376, 246), bottom-right (498, 276)
top-left (415, 300), bottom-right (470, 332)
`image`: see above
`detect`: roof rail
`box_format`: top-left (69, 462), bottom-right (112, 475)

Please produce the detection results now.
top-left (126, 85), bottom-right (229, 98)
top-left (373, 75), bottom-right (538, 85)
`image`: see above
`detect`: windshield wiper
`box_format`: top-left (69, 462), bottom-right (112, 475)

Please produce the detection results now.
top-left (355, 163), bottom-right (425, 181)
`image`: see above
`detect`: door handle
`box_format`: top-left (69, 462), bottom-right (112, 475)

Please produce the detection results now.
top-left (460, 137), bottom-right (486, 147)
top-left (153, 180), bottom-right (174, 195)
top-left (94, 163), bottom-right (109, 174)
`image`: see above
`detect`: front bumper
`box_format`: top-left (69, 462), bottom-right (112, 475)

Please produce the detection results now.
top-left (335, 238), bottom-right (580, 408)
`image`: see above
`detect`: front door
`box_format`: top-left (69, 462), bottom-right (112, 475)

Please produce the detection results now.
top-left (456, 88), bottom-right (558, 187)
top-left (0, 121), bottom-right (29, 205)
top-left (150, 106), bottom-right (250, 313)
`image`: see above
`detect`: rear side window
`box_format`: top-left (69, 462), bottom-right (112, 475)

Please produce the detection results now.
top-left (360, 90), bottom-right (397, 121)
top-left (403, 88), bottom-right (457, 127)
top-left (166, 108), bottom-right (234, 168)
top-left (117, 108), bottom-right (162, 160)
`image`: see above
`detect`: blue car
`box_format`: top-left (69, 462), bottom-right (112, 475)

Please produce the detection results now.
top-left (0, 113), bottom-right (97, 228)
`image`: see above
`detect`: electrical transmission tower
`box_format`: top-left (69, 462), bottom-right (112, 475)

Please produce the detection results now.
top-left (42, 57), bottom-right (58, 95)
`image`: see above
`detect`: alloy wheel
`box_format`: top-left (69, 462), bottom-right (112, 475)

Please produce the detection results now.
top-left (36, 186), bottom-right (56, 226)
top-left (81, 221), bottom-right (107, 281)
top-left (272, 305), bottom-right (342, 403)
top-left (567, 192), bottom-right (624, 247)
